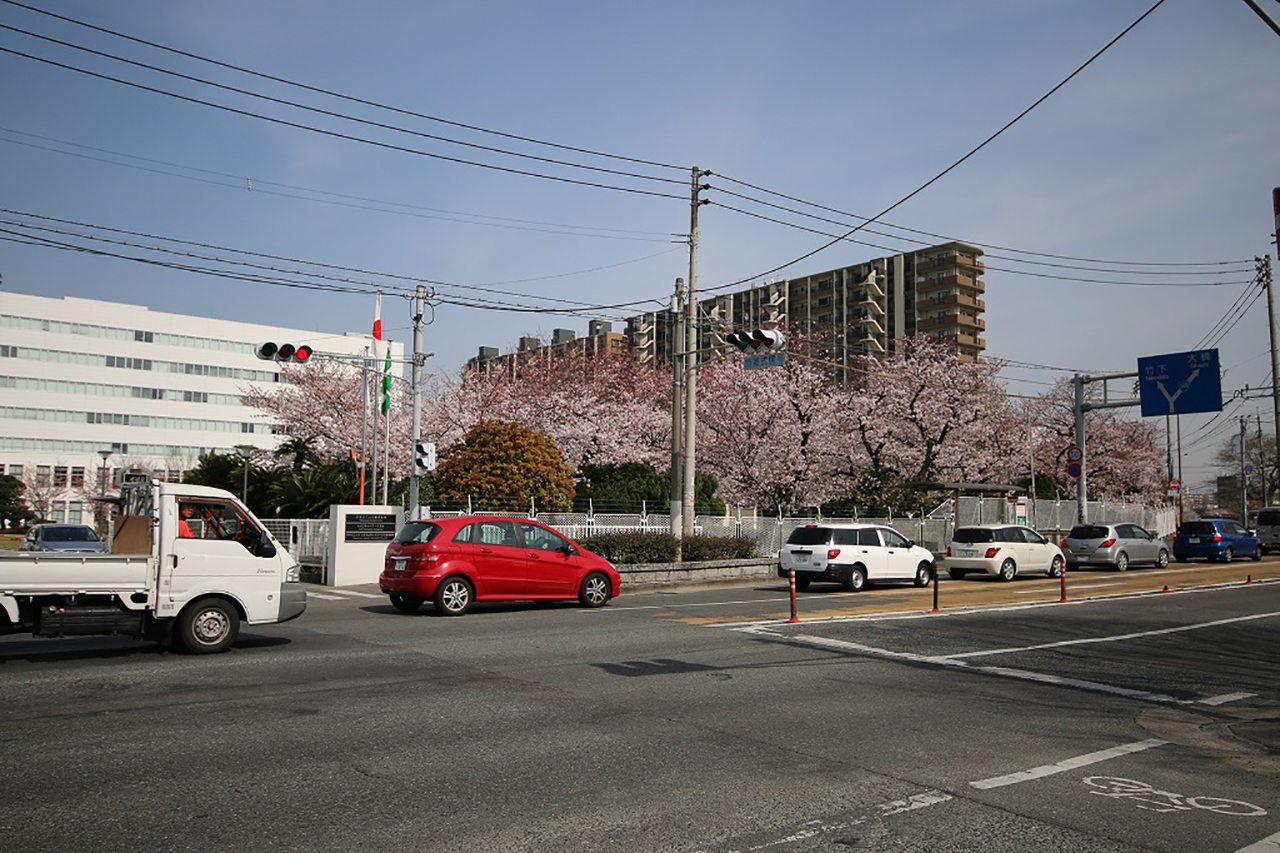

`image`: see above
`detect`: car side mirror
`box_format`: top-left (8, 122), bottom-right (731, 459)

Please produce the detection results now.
top-left (906, 541), bottom-right (915, 549)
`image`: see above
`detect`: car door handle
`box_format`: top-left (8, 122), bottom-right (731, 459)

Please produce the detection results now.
top-left (527, 552), bottom-right (541, 559)
top-left (479, 547), bottom-right (493, 554)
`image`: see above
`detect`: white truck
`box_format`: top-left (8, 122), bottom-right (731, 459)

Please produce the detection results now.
top-left (0, 479), bottom-right (306, 653)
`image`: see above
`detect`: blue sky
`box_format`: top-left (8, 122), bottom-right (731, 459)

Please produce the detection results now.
top-left (2, 0), bottom-right (1278, 490)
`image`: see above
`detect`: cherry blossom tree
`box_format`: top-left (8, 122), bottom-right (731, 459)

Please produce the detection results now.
top-left (696, 351), bottom-right (845, 510)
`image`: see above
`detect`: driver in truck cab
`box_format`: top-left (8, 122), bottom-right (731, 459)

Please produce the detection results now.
top-left (178, 503), bottom-right (198, 538)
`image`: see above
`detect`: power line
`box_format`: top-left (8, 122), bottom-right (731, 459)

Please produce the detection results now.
top-left (0, 45), bottom-right (686, 201)
top-left (0, 23), bottom-right (687, 189)
top-left (711, 200), bottom-right (1250, 287)
top-left (0, 0), bottom-right (686, 172)
top-left (700, 0), bottom-right (1170, 295)
top-left (0, 128), bottom-right (678, 242)
top-left (709, 183), bottom-right (1250, 277)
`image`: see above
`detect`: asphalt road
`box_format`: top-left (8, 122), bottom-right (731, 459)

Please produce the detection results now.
top-left (2, 561), bottom-right (1278, 853)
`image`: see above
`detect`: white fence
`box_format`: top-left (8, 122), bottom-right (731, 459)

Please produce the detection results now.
top-left (265, 496), bottom-right (1175, 579)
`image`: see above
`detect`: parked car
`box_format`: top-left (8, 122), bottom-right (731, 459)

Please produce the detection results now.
top-left (379, 516), bottom-right (621, 616)
top-left (1061, 523), bottom-right (1170, 571)
top-left (1172, 519), bottom-right (1261, 563)
top-left (18, 524), bottom-right (108, 553)
top-left (777, 523), bottom-right (935, 592)
top-left (1254, 507), bottom-right (1280, 555)
top-left (941, 524), bottom-right (1064, 581)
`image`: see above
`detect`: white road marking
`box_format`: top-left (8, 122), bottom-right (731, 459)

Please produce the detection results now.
top-left (1199, 692), bottom-right (1259, 706)
top-left (748, 627), bottom-right (1186, 704)
top-left (969, 739), bottom-right (1167, 790)
top-left (1236, 829), bottom-right (1280, 852)
top-left (711, 790), bottom-right (952, 853)
top-left (937, 611), bottom-right (1280, 660)
top-left (308, 593), bottom-right (344, 601)
top-left (326, 589), bottom-right (381, 598)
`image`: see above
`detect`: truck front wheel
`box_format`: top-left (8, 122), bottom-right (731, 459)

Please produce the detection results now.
top-left (175, 598), bottom-right (240, 654)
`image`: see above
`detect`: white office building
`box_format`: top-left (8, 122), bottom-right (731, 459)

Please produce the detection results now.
top-left (0, 292), bottom-right (400, 524)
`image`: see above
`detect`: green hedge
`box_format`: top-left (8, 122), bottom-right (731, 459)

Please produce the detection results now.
top-left (577, 532), bottom-right (756, 564)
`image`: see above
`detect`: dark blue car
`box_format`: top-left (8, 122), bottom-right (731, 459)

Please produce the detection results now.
top-left (1172, 519), bottom-right (1260, 563)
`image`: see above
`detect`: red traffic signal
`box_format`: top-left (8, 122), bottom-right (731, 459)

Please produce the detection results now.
top-left (726, 329), bottom-right (785, 352)
top-left (255, 342), bottom-right (313, 363)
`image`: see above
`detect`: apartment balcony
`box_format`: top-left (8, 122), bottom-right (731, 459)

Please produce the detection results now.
top-left (915, 273), bottom-right (984, 296)
top-left (915, 255), bottom-right (986, 277)
top-left (922, 292), bottom-right (985, 312)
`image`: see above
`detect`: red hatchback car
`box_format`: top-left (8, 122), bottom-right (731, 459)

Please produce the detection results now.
top-left (379, 516), bottom-right (621, 616)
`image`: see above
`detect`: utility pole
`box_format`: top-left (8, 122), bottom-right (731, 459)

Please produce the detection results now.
top-left (1259, 411), bottom-right (1269, 505)
top-left (681, 166), bottom-right (710, 542)
top-left (1240, 415), bottom-right (1249, 522)
top-left (1074, 375), bottom-right (1088, 523)
top-left (670, 278), bottom-right (684, 545)
top-left (409, 285), bottom-right (426, 520)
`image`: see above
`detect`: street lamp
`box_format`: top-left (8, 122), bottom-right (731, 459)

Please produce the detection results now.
top-left (97, 449), bottom-right (112, 532)
top-left (233, 444), bottom-right (255, 503)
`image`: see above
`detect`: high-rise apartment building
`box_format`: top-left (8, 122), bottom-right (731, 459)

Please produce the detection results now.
top-left (626, 242), bottom-right (986, 371)
top-left (465, 321), bottom-right (628, 375)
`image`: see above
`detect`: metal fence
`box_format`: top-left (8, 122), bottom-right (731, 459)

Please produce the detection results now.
top-left (264, 497), bottom-right (1175, 573)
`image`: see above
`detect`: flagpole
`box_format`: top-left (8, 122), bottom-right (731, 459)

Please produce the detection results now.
top-left (370, 292), bottom-right (383, 504)
top-left (383, 356), bottom-right (391, 506)
top-left (359, 346), bottom-right (368, 505)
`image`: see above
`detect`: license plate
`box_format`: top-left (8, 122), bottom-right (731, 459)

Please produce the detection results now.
top-left (393, 558), bottom-right (408, 571)
top-left (794, 554), bottom-right (808, 564)
top-left (956, 549), bottom-right (976, 558)
top-left (1188, 537), bottom-right (1200, 544)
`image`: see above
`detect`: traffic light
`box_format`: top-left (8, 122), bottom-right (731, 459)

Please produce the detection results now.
top-left (414, 440), bottom-right (437, 473)
top-left (725, 329), bottom-right (786, 352)
top-left (254, 342), bottom-right (314, 363)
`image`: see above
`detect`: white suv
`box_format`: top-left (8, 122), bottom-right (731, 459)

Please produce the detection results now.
top-left (942, 524), bottom-right (1064, 581)
top-left (777, 523), bottom-right (935, 592)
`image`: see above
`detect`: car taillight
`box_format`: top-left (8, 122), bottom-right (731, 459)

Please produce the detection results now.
top-left (827, 549), bottom-right (840, 559)
top-left (1212, 535), bottom-right (1222, 543)
top-left (1060, 539), bottom-right (1068, 549)
top-left (946, 546), bottom-right (953, 557)
top-left (985, 547), bottom-right (1001, 559)
top-left (1100, 538), bottom-right (1116, 548)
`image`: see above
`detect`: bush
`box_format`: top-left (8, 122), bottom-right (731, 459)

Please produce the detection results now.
top-left (577, 532), bottom-right (756, 564)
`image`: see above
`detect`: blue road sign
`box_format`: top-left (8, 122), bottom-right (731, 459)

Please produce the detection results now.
top-left (1137, 349), bottom-right (1222, 417)
top-left (1067, 462), bottom-right (1082, 479)
top-left (744, 352), bottom-right (787, 371)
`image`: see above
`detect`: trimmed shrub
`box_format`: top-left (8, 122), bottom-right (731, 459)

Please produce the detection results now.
top-left (577, 532), bottom-right (756, 564)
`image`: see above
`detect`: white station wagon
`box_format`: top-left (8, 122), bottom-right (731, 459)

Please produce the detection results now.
top-left (942, 524), bottom-right (1065, 581)
top-left (777, 523), bottom-right (935, 592)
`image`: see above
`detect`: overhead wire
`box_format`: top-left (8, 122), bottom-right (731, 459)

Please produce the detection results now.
top-left (0, 45), bottom-right (686, 201)
top-left (0, 0), bottom-right (686, 171)
top-left (699, 0), bottom-right (1170, 294)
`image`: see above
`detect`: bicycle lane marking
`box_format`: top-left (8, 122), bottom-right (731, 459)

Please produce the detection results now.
top-left (969, 739), bottom-right (1167, 789)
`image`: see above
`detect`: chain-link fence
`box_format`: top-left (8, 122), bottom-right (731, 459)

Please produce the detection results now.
top-left (264, 496), bottom-right (1175, 576)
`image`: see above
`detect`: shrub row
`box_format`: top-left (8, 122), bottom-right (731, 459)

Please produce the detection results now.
top-left (577, 532), bottom-right (756, 564)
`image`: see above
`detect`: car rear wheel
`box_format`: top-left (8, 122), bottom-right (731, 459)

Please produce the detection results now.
top-left (1114, 551), bottom-right (1129, 572)
top-left (389, 592), bottom-right (423, 613)
top-left (843, 566), bottom-right (866, 592)
top-left (998, 559), bottom-right (1017, 582)
top-left (913, 563), bottom-right (932, 588)
top-left (1156, 549), bottom-right (1169, 568)
top-left (947, 569), bottom-right (967, 580)
top-left (578, 572), bottom-right (612, 608)
top-left (1222, 548), bottom-right (1234, 564)
top-left (1047, 556), bottom-right (1064, 578)
top-left (433, 576), bottom-right (473, 616)
top-left (794, 577), bottom-right (811, 591)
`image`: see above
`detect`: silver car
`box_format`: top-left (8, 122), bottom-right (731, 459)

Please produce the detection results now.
top-left (1061, 523), bottom-right (1168, 571)
top-left (19, 524), bottom-right (108, 553)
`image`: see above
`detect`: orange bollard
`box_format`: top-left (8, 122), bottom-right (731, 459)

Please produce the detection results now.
top-left (1161, 584), bottom-right (1171, 593)
top-left (1059, 563), bottom-right (1068, 603)
top-left (1246, 574), bottom-right (1253, 585)
top-left (787, 567), bottom-right (801, 623)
